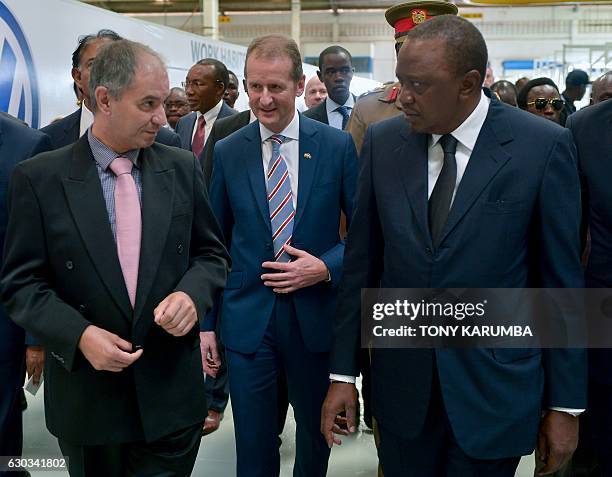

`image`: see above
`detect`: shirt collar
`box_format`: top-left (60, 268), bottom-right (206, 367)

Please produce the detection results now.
top-left (430, 90), bottom-right (490, 152)
top-left (87, 128), bottom-right (140, 171)
top-left (198, 100), bottom-right (224, 124)
top-left (326, 94), bottom-right (355, 117)
top-left (79, 102), bottom-right (94, 136)
top-left (259, 109), bottom-right (300, 143)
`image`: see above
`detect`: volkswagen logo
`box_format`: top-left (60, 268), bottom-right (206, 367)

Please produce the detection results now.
top-left (0, 2), bottom-right (40, 128)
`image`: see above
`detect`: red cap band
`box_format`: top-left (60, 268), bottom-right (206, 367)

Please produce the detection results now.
top-left (394, 9), bottom-right (430, 35)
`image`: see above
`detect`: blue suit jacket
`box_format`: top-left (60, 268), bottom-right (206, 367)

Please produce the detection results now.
top-left (331, 96), bottom-right (587, 459)
top-left (205, 115), bottom-right (357, 354)
top-left (175, 103), bottom-right (237, 153)
top-left (567, 99), bottom-right (612, 384)
top-left (0, 113), bottom-right (51, 371)
top-left (41, 108), bottom-right (181, 149)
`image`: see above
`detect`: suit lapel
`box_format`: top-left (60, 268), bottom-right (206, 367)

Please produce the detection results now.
top-left (294, 116), bottom-right (321, 231)
top-left (243, 122), bottom-right (272, 233)
top-left (62, 136), bottom-right (132, 320)
top-left (133, 146), bottom-right (175, 322)
top-left (64, 109), bottom-right (81, 145)
top-left (438, 101), bottom-right (512, 246)
top-left (180, 113), bottom-right (196, 150)
top-left (398, 124), bottom-right (432, 247)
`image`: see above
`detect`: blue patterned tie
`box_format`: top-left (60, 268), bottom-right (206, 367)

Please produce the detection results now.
top-left (335, 106), bottom-right (351, 130)
top-left (267, 135), bottom-right (295, 262)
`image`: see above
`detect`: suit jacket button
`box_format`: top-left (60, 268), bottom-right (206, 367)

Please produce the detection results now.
top-left (65, 260), bottom-right (74, 270)
top-left (265, 243), bottom-right (272, 250)
top-left (78, 304), bottom-right (87, 313)
top-left (177, 243), bottom-right (184, 254)
top-left (425, 248), bottom-right (432, 255)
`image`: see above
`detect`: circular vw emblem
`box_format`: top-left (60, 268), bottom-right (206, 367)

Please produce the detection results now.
top-left (0, 2), bottom-right (40, 128)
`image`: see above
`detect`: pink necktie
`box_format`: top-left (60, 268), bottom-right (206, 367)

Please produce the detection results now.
top-left (191, 115), bottom-right (206, 158)
top-left (110, 157), bottom-right (141, 308)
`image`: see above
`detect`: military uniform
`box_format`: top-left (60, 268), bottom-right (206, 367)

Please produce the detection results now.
top-left (346, 82), bottom-right (403, 153)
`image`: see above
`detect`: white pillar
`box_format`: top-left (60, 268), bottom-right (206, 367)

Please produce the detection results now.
top-left (201, 0), bottom-right (218, 39)
top-left (291, 0), bottom-right (301, 50)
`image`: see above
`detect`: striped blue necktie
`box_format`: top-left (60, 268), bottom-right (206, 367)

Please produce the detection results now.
top-left (267, 135), bottom-right (295, 262)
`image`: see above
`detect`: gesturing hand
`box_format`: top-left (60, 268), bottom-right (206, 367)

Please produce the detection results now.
top-left (78, 325), bottom-right (143, 372)
top-left (154, 291), bottom-right (198, 337)
top-left (261, 244), bottom-right (329, 293)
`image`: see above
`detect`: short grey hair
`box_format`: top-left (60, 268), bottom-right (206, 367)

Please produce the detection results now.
top-left (89, 39), bottom-right (165, 111)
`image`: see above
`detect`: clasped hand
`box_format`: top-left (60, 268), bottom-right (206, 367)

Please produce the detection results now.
top-left (261, 244), bottom-right (329, 293)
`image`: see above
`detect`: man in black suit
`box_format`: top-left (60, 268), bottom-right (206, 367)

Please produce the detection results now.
top-left (303, 45), bottom-right (355, 130)
top-left (1, 40), bottom-right (229, 477)
top-left (321, 15), bottom-right (586, 476)
top-left (175, 58), bottom-right (237, 161)
top-left (0, 112), bottom-right (51, 476)
top-left (41, 29), bottom-right (181, 149)
top-left (567, 98), bottom-right (612, 476)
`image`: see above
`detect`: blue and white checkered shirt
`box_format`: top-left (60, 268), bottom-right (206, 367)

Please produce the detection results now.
top-left (87, 128), bottom-right (142, 239)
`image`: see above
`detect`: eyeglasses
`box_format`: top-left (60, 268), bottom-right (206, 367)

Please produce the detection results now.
top-left (322, 67), bottom-right (354, 77)
top-left (527, 97), bottom-right (565, 111)
top-left (181, 79), bottom-right (223, 89)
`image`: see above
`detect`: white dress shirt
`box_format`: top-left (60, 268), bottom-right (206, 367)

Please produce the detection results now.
top-left (259, 111), bottom-right (300, 209)
top-left (79, 102), bottom-right (94, 138)
top-left (325, 95), bottom-right (355, 130)
top-left (191, 100), bottom-right (224, 147)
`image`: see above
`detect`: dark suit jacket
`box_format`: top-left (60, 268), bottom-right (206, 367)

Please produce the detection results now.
top-left (0, 135), bottom-right (230, 444)
top-left (0, 114), bottom-right (51, 444)
top-left (302, 95), bottom-right (357, 126)
top-left (331, 97), bottom-right (586, 459)
top-left (205, 115), bottom-right (357, 354)
top-left (567, 99), bottom-right (612, 384)
top-left (175, 103), bottom-right (237, 154)
top-left (201, 110), bottom-right (251, 187)
top-left (41, 108), bottom-right (181, 149)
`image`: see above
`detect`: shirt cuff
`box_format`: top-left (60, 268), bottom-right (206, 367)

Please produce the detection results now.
top-left (549, 407), bottom-right (585, 417)
top-left (329, 373), bottom-right (356, 384)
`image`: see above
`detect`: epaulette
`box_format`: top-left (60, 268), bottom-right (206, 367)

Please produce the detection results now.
top-left (358, 85), bottom-right (386, 100)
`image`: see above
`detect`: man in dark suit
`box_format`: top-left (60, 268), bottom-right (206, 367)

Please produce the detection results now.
top-left (41, 29), bottom-right (181, 149)
top-left (1, 40), bottom-right (229, 477)
top-left (0, 112), bottom-right (51, 476)
top-left (321, 16), bottom-right (586, 476)
top-left (175, 58), bottom-right (237, 161)
top-left (567, 99), bottom-right (612, 476)
top-left (203, 35), bottom-right (357, 477)
top-left (303, 45), bottom-right (355, 130)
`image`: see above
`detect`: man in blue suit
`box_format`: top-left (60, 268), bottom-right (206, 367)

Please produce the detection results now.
top-left (567, 98), bottom-right (612, 475)
top-left (204, 35), bottom-right (357, 477)
top-left (0, 112), bottom-right (51, 472)
top-left (321, 16), bottom-right (586, 477)
top-left (41, 29), bottom-right (180, 149)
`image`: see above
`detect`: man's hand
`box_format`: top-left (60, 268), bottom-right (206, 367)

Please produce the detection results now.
top-left (261, 244), bottom-right (329, 293)
top-left (154, 291), bottom-right (198, 337)
top-left (320, 382), bottom-right (358, 448)
top-left (200, 331), bottom-right (221, 377)
top-left (537, 410), bottom-right (579, 475)
top-left (78, 325), bottom-right (143, 372)
top-left (25, 345), bottom-right (44, 386)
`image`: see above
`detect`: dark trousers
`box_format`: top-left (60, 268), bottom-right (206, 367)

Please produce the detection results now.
top-left (226, 296), bottom-right (330, 477)
top-left (0, 320), bottom-right (25, 472)
top-left (377, 371), bottom-right (520, 477)
top-left (58, 422), bottom-right (202, 477)
top-left (204, 338), bottom-right (290, 437)
top-left (588, 380), bottom-right (612, 476)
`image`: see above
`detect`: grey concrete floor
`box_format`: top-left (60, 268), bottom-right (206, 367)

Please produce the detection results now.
top-left (22, 383), bottom-right (535, 476)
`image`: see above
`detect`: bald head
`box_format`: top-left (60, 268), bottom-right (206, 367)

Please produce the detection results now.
top-left (304, 76), bottom-right (327, 108)
top-left (591, 72), bottom-right (612, 104)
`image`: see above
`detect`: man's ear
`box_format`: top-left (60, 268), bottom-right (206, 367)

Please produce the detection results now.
top-left (71, 67), bottom-right (82, 88)
top-left (94, 86), bottom-right (112, 115)
top-left (460, 70), bottom-right (482, 99)
top-left (316, 70), bottom-right (323, 82)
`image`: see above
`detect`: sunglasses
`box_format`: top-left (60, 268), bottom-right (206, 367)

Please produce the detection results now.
top-left (527, 97), bottom-right (565, 111)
